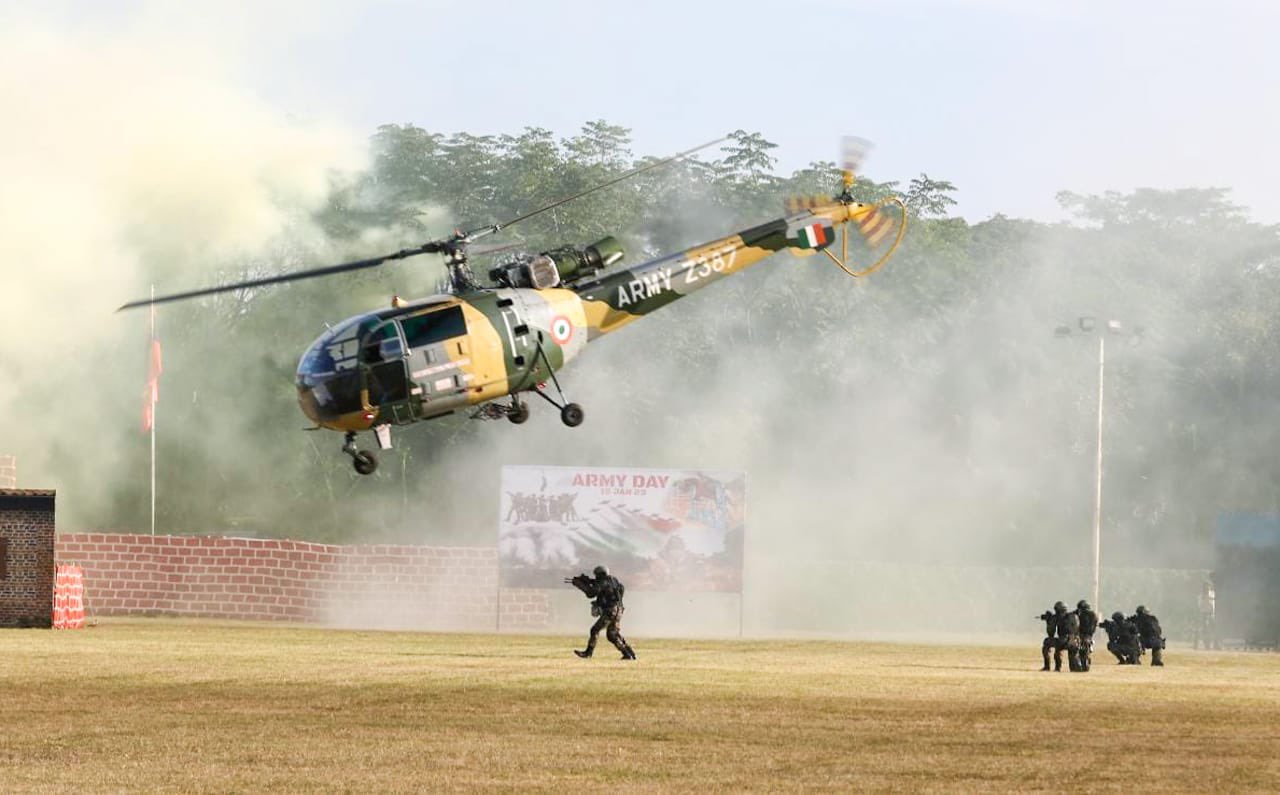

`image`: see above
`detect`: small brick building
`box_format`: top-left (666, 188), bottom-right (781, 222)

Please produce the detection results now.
top-left (0, 489), bottom-right (56, 628)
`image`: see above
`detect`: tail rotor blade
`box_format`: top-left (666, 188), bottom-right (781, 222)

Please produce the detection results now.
top-left (841, 136), bottom-right (873, 175)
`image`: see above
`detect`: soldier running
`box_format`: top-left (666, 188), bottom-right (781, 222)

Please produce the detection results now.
top-left (566, 565), bottom-right (636, 660)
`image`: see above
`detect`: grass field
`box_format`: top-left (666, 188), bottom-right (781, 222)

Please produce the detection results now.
top-left (2, 620), bottom-right (1278, 792)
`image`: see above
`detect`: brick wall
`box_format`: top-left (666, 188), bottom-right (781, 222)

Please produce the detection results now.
top-left (499, 588), bottom-right (552, 631)
top-left (0, 456), bottom-right (15, 489)
top-left (55, 534), bottom-right (550, 631)
top-left (0, 491), bottom-right (56, 628)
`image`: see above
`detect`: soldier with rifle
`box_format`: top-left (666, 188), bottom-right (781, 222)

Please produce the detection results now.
top-left (1075, 599), bottom-right (1099, 672)
top-left (1100, 611), bottom-right (1142, 664)
top-left (1035, 601), bottom-right (1082, 672)
top-left (565, 565), bottom-right (637, 660)
top-left (1131, 605), bottom-right (1166, 666)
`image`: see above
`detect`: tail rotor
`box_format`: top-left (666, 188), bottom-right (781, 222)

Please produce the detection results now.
top-left (783, 136), bottom-right (907, 278)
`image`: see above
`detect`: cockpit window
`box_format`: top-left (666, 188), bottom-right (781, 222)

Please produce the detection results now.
top-left (362, 322), bottom-right (404, 364)
top-left (297, 313), bottom-right (373, 388)
top-left (401, 305), bottom-right (466, 349)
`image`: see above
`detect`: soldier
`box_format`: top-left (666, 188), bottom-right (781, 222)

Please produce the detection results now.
top-left (1075, 599), bottom-right (1099, 672)
top-left (1036, 607), bottom-right (1058, 671)
top-left (1195, 576), bottom-right (1220, 651)
top-left (1101, 611), bottom-right (1142, 664)
top-left (1059, 603), bottom-right (1083, 672)
top-left (566, 565), bottom-right (636, 660)
top-left (1131, 605), bottom-right (1166, 666)
top-left (1036, 601), bottom-right (1080, 672)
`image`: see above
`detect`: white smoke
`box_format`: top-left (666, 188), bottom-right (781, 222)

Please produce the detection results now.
top-left (0, 10), bottom-right (365, 523)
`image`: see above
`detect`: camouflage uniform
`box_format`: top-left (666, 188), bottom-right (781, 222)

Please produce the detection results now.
top-left (1039, 602), bottom-right (1081, 672)
top-left (1075, 600), bottom-right (1099, 672)
top-left (1101, 611), bottom-right (1142, 664)
top-left (570, 566), bottom-right (636, 660)
top-left (1131, 606), bottom-right (1165, 666)
top-left (1038, 610), bottom-right (1058, 671)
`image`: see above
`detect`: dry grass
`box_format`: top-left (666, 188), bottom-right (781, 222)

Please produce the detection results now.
top-left (2, 619), bottom-right (1278, 792)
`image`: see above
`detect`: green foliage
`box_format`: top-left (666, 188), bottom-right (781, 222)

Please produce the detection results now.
top-left (98, 122), bottom-right (1280, 566)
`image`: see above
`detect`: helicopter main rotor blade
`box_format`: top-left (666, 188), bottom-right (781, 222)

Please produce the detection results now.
top-left (116, 242), bottom-right (444, 311)
top-left (118, 135), bottom-right (728, 311)
top-left (464, 135), bottom-right (729, 240)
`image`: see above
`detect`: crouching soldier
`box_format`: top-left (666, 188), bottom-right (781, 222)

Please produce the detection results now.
top-left (566, 565), bottom-right (636, 660)
top-left (1036, 608), bottom-right (1058, 671)
top-left (1101, 611), bottom-right (1142, 664)
top-left (1131, 605), bottom-right (1165, 666)
top-left (1075, 600), bottom-right (1099, 672)
top-left (1036, 601), bottom-right (1080, 672)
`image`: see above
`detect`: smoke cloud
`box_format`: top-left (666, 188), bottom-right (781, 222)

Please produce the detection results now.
top-left (0, 11), bottom-right (365, 525)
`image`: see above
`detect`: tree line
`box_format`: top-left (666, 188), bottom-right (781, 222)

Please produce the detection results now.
top-left (107, 121), bottom-right (1279, 568)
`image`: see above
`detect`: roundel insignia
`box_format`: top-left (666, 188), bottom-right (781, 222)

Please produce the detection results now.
top-left (550, 315), bottom-right (573, 345)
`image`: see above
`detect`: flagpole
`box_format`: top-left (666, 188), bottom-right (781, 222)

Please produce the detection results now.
top-left (150, 284), bottom-right (156, 537)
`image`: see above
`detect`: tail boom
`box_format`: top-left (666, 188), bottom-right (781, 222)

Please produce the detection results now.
top-left (573, 202), bottom-right (875, 339)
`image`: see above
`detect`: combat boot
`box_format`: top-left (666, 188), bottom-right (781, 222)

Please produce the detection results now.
top-left (574, 649), bottom-right (592, 658)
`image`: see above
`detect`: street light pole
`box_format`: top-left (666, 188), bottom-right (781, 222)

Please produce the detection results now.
top-left (1091, 335), bottom-right (1104, 611)
top-left (1056, 317), bottom-right (1136, 614)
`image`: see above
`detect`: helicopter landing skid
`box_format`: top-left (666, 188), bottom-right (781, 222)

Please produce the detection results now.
top-left (342, 430), bottom-right (379, 476)
top-left (526, 339), bottom-right (584, 428)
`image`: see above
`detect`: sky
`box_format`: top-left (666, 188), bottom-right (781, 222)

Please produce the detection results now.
top-left (12, 0), bottom-right (1279, 224)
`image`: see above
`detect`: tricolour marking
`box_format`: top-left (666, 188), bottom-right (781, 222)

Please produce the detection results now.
top-left (550, 315), bottom-right (573, 345)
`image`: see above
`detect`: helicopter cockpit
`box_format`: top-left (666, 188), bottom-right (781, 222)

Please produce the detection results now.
top-left (297, 311), bottom-right (411, 421)
top-left (297, 306), bottom-right (443, 426)
top-left (296, 313), bottom-right (375, 423)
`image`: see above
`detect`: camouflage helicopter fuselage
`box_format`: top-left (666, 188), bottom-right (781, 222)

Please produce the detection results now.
top-left (295, 200), bottom-right (892, 434)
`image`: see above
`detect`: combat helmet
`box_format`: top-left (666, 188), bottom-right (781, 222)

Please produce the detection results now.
top-left (1136, 605), bottom-right (1148, 615)
top-left (1112, 611), bottom-right (1124, 621)
top-left (1053, 601), bottom-right (1067, 613)
top-left (1077, 600), bottom-right (1091, 611)
top-left (593, 565), bottom-right (609, 578)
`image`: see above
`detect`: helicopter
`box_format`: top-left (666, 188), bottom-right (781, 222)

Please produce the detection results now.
top-left (120, 137), bottom-right (906, 475)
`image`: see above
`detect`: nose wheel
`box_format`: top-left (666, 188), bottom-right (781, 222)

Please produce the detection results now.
top-left (342, 431), bottom-right (379, 475)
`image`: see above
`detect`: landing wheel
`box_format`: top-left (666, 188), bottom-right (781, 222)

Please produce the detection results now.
top-left (352, 450), bottom-right (378, 475)
top-left (560, 403), bottom-right (584, 428)
top-left (508, 401), bottom-right (530, 425)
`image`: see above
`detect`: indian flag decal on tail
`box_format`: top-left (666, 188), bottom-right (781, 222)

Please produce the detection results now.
top-left (788, 219), bottom-right (833, 250)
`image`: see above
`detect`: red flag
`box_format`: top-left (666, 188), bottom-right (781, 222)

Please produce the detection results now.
top-left (142, 338), bottom-right (162, 432)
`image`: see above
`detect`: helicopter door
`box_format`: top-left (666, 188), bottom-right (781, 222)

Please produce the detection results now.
top-left (400, 304), bottom-right (471, 416)
top-left (360, 320), bottom-right (416, 424)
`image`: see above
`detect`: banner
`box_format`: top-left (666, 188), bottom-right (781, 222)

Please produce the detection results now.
top-left (53, 564), bottom-right (86, 629)
top-left (499, 465), bottom-right (745, 592)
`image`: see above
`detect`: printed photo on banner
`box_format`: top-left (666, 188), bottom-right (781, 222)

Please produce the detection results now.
top-left (498, 465), bottom-right (745, 592)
